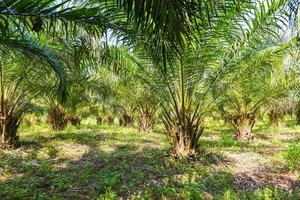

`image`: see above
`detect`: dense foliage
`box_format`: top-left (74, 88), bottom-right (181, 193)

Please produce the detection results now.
top-left (0, 0), bottom-right (299, 198)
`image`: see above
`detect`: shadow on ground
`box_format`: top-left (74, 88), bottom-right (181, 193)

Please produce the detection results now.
top-left (0, 126), bottom-right (299, 199)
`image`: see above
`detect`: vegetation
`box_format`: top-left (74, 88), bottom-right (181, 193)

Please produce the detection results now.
top-left (284, 143), bottom-right (300, 171)
top-left (0, 121), bottom-right (300, 199)
top-left (0, 0), bottom-right (299, 199)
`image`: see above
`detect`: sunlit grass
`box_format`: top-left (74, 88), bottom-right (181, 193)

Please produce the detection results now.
top-left (1, 120), bottom-right (299, 199)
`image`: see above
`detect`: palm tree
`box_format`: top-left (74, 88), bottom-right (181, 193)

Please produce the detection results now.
top-left (0, 54), bottom-right (59, 147)
top-left (132, 0), bottom-right (297, 158)
top-left (218, 43), bottom-right (295, 139)
top-left (46, 100), bottom-right (68, 131)
top-left (0, 0), bottom-right (298, 149)
top-left (266, 96), bottom-right (295, 128)
top-left (136, 91), bottom-right (159, 132)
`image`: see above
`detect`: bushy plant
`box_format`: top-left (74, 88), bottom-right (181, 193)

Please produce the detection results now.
top-left (46, 103), bottom-right (68, 131)
top-left (283, 144), bottom-right (300, 171)
top-left (138, 104), bottom-right (157, 132)
top-left (67, 115), bottom-right (81, 126)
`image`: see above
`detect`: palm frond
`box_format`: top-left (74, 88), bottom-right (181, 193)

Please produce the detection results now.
top-left (0, 30), bottom-right (67, 100)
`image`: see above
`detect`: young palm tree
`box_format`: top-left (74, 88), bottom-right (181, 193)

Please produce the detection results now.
top-left (0, 63), bottom-right (28, 147)
top-left (218, 44), bottom-right (294, 139)
top-left (0, 55), bottom-right (58, 148)
top-left (132, 0), bottom-right (297, 157)
top-left (267, 97), bottom-right (295, 128)
top-left (46, 100), bottom-right (68, 131)
top-left (138, 103), bottom-right (158, 132)
top-left (136, 91), bottom-right (159, 132)
top-left (160, 59), bottom-right (206, 158)
top-left (115, 79), bottom-right (138, 127)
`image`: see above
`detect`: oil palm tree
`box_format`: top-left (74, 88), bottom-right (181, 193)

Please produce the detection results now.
top-left (218, 43), bottom-right (295, 139)
top-left (136, 90), bottom-right (159, 132)
top-left (0, 54), bottom-right (59, 147)
top-left (133, 0), bottom-right (297, 158)
top-left (266, 97), bottom-right (295, 128)
top-left (0, 0), bottom-right (204, 116)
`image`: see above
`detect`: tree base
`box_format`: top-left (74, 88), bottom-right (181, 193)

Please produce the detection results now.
top-left (172, 139), bottom-right (198, 159)
top-left (235, 127), bottom-right (254, 140)
top-left (138, 119), bottom-right (152, 132)
top-left (96, 116), bottom-right (103, 125)
top-left (0, 135), bottom-right (19, 149)
top-left (107, 116), bottom-right (114, 125)
top-left (119, 115), bottom-right (133, 127)
top-left (68, 116), bottom-right (81, 126)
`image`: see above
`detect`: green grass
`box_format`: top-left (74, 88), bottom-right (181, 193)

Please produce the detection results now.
top-left (0, 120), bottom-right (299, 199)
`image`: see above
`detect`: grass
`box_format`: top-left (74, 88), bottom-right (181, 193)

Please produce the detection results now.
top-left (0, 119), bottom-right (299, 199)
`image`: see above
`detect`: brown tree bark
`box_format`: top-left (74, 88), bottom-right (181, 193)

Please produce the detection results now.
top-left (68, 115), bottom-right (81, 126)
top-left (96, 116), bottom-right (103, 125)
top-left (232, 115), bottom-right (255, 140)
top-left (138, 107), bottom-right (156, 132)
top-left (164, 111), bottom-right (204, 159)
top-left (174, 137), bottom-right (196, 158)
top-left (107, 115), bottom-right (114, 125)
top-left (268, 111), bottom-right (285, 128)
top-left (138, 114), bottom-right (152, 132)
top-left (0, 114), bottom-right (20, 148)
top-left (119, 113), bottom-right (133, 127)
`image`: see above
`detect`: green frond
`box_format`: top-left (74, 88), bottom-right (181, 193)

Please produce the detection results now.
top-left (0, 31), bottom-right (67, 101)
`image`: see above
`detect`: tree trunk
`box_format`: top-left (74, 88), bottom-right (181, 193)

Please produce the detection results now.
top-left (0, 60), bottom-right (27, 148)
top-left (235, 124), bottom-right (253, 140)
top-left (269, 111), bottom-right (285, 128)
top-left (46, 104), bottom-right (67, 131)
top-left (138, 106), bottom-right (156, 132)
top-left (96, 116), bottom-right (103, 125)
top-left (174, 137), bottom-right (196, 158)
top-left (0, 133), bottom-right (19, 149)
top-left (68, 115), bottom-right (81, 126)
top-left (120, 113), bottom-right (133, 127)
top-left (164, 112), bottom-right (204, 159)
top-left (107, 115), bottom-right (114, 125)
top-left (138, 114), bottom-right (152, 132)
top-left (0, 114), bottom-right (20, 148)
top-left (233, 116), bottom-right (255, 140)
top-left (296, 101), bottom-right (300, 125)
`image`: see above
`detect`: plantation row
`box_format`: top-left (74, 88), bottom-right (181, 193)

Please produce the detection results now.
top-left (0, 0), bottom-right (299, 161)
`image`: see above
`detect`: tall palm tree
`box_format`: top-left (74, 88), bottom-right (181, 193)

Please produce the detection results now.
top-left (266, 97), bottom-right (295, 128)
top-left (133, 0), bottom-right (297, 158)
top-left (218, 43), bottom-right (294, 139)
top-left (0, 0), bottom-right (200, 107)
top-left (0, 54), bottom-right (58, 147)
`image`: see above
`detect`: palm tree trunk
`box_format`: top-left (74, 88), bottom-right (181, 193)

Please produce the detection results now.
top-left (138, 115), bottom-right (150, 132)
top-left (107, 115), bottom-right (114, 125)
top-left (0, 60), bottom-right (19, 148)
top-left (269, 111), bottom-right (285, 128)
top-left (174, 135), bottom-right (196, 158)
top-left (96, 116), bottom-right (103, 125)
top-left (296, 101), bottom-right (300, 125)
top-left (0, 57), bottom-right (5, 145)
top-left (233, 115), bottom-right (255, 140)
top-left (119, 113), bottom-right (133, 127)
top-left (47, 103), bottom-right (67, 131)
top-left (138, 107), bottom-right (156, 132)
top-left (68, 115), bottom-right (81, 126)
top-left (119, 107), bottom-right (134, 127)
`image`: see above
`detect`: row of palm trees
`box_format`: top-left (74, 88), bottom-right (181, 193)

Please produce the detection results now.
top-left (0, 0), bottom-right (299, 159)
